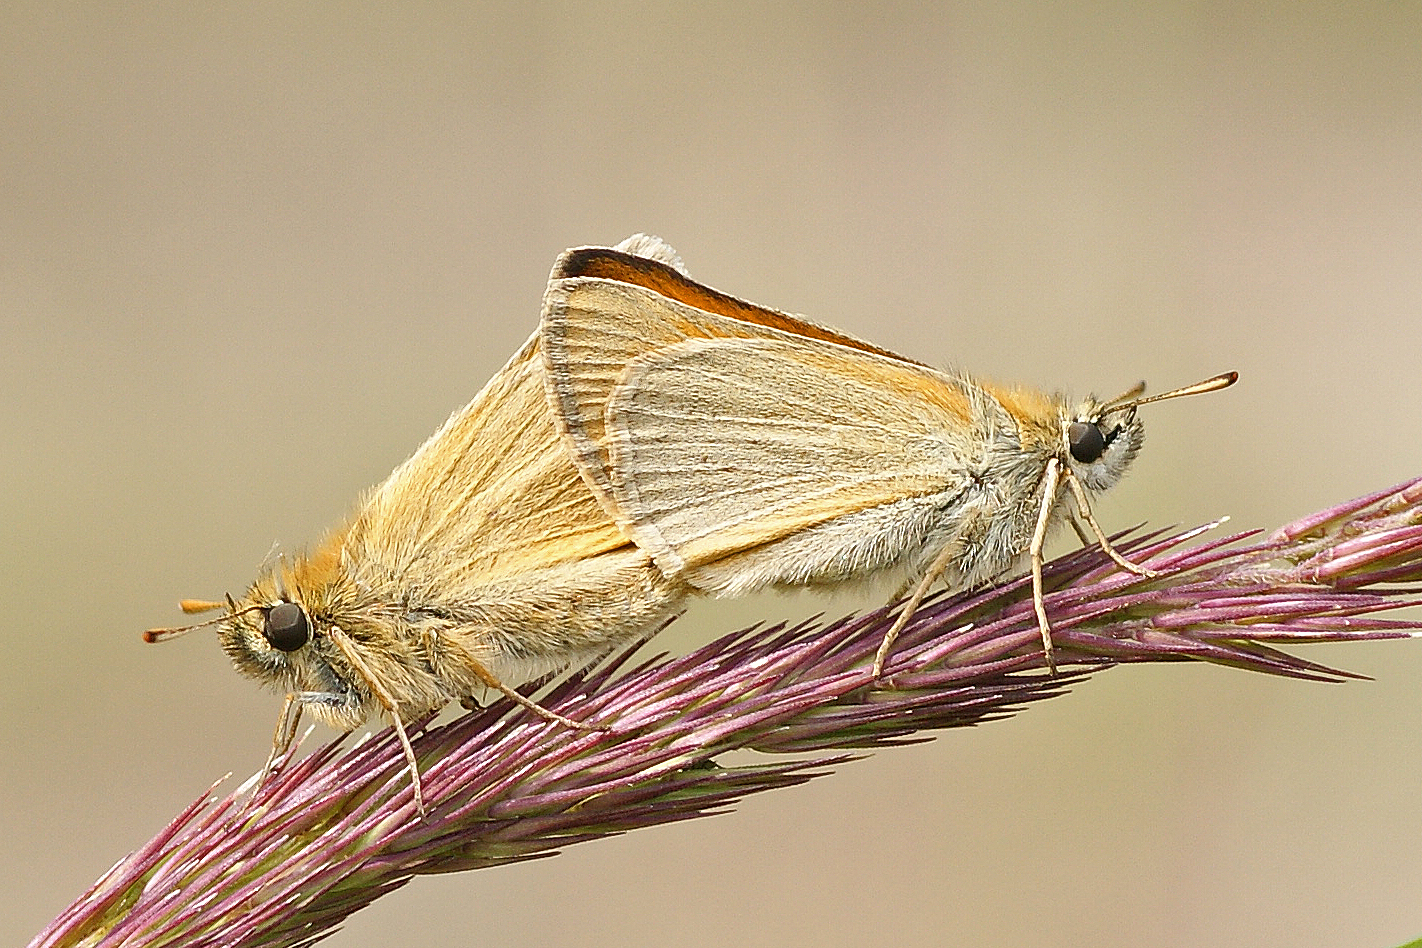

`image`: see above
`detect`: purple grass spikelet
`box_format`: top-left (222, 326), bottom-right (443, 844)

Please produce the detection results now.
top-left (31, 477), bottom-right (1422, 948)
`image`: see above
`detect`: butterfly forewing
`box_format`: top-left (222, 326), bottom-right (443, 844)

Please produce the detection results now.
top-left (541, 246), bottom-right (920, 518)
top-left (348, 331), bottom-right (633, 588)
top-left (602, 336), bottom-right (981, 585)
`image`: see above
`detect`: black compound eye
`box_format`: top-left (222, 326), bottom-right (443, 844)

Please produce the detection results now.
top-left (264, 601), bottom-right (310, 652)
top-left (1068, 421), bottom-right (1106, 464)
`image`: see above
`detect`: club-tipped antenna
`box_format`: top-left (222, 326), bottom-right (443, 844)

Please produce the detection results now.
top-left (1107, 371), bottom-right (1238, 411)
top-left (144, 598), bottom-right (261, 643)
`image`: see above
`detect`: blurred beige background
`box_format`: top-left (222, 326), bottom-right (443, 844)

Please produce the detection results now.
top-left (4, 3), bottom-right (1420, 946)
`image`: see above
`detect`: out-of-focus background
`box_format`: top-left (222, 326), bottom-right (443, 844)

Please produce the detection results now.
top-left (4, 4), bottom-right (1420, 946)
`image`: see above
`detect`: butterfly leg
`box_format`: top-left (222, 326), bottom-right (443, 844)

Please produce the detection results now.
top-left (1068, 513), bottom-right (1094, 548)
top-left (254, 692), bottom-right (304, 798)
top-left (464, 658), bottom-right (611, 732)
top-left (1063, 471), bottom-right (1161, 579)
top-left (434, 632), bottom-right (611, 732)
top-left (328, 627), bottom-right (427, 817)
top-left (1029, 459), bottom-right (1064, 674)
top-left (871, 538), bottom-right (962, 680)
